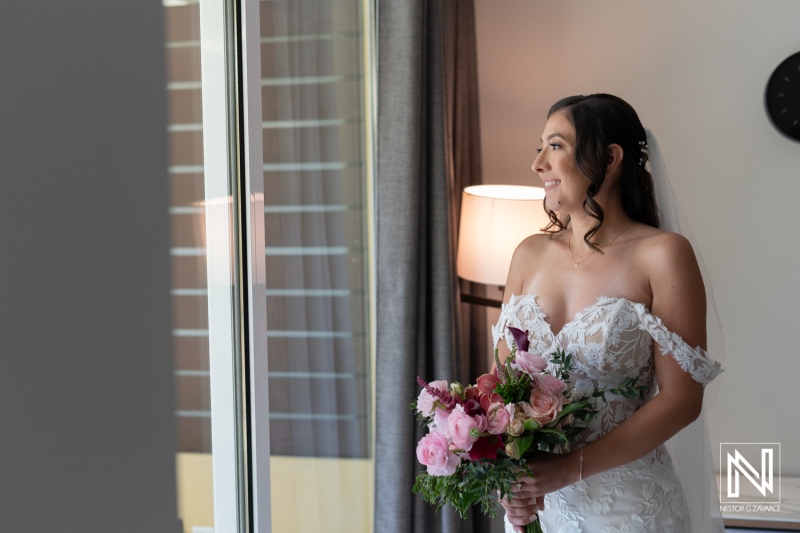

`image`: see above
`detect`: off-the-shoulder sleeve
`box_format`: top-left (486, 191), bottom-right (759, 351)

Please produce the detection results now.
top-left (634, 303), bottom-right (723, 386)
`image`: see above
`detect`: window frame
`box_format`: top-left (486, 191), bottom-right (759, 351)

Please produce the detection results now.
top-left (198, 0), bottom-right (376, 529)
top-left (199, 0), bottom-right (270, 530)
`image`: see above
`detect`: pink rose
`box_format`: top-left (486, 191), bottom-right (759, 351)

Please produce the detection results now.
top-left (507, 413), bottom-right (526, 437)
top-left (485, 401), bottom-right (511, 435)
top-left (505, 440), bottom-right (521, 460)
top-left (416, 431), bottom-right (461, 476)
top-left (536, 374), bottom-right (567, 397)
top-left (514, 350), bottom-right (548, 377)
top-left (524, 389), bottom-right (563, 425)
top-left (448, 404), bottom-right (486, 450)
top-left (416, 380), bottom-right (448, 416)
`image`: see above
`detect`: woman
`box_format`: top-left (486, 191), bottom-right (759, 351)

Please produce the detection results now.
top-left (493, 94), bottom-right (722, 532)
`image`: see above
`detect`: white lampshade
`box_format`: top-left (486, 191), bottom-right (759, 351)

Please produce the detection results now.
top-left (456, 185), bottom-right (549, 286)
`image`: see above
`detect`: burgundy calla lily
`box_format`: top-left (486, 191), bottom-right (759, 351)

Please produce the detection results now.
top-left (508, 326), bottom-right (530, 353)
top-left (464, 399), bottom-right (483, 417)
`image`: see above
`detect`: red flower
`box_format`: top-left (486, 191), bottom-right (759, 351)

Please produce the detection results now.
top-left (476, 373), bottom-right (499, 395)
top-left (472, 373), bottom-right (503, 411)
top-left (467, 435), bottom-right (503, 460)
top-left (479, 391), bottom-right (503, 412)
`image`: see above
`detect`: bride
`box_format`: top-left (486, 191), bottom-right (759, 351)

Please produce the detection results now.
top-left (493, 94), bottom-right (723, 532)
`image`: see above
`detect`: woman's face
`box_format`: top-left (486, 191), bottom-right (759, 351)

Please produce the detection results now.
top-left (531, 110), bottom-right (590, 214)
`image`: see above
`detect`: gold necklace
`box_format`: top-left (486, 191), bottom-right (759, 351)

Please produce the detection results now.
top-left (568, 222), bottom-right (632, 267)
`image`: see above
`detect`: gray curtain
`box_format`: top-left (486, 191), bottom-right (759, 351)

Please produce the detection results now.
top-left (375, 1), bottom-right (496, 532)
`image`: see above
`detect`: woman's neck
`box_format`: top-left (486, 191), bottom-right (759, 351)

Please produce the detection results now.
top-left (567, 204), bottom-right (632, 251)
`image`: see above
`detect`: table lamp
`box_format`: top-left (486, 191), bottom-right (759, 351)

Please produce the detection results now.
top-left (456, 185), bottom-right (548, 306)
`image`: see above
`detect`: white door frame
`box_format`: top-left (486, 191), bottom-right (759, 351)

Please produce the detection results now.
top-left (199, 0), bottom-right (269, 530)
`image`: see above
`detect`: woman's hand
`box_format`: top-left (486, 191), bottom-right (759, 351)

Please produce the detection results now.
top-left (499, 481), bottom-right (543, 533)
top-left (500, 450), bottom-right (580, 531)
top-left (520, 450), bottom-right (581, 497)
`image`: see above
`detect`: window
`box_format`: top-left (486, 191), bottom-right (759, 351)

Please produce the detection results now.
top-left (167, 1), bottom-right (375, 530)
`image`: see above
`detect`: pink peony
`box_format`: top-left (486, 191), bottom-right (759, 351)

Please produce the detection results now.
top-left (448, 404), bottom-right (486, 450)
top-left (505, 403), bottom-right (516, 418)
top-left (431, 407), bottom-right (452, 438)
top-left (536, 374), bottom-right (567, 397)
top-left (514, 350), bottom-right (548, 377)
top-left (416, 380), bottom-right (449, 416)
top-left (416, 431), bottom-right (461, 476)
top-left (485, 401), bottom-right (511, 435)
top-left (524, 389), bottom-right (563, 425)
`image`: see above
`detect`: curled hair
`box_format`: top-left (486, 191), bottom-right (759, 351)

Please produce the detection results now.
top-left (541, 94), bottom-right (659, 250)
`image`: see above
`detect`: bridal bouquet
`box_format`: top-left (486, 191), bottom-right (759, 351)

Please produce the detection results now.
top-left (412, 327), bottom-right (647, 533)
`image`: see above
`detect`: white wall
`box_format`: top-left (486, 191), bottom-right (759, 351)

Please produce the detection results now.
top-left (475, 0), bottom-right (800, 475)
top-left (0, 2), bottom-right (178, 531)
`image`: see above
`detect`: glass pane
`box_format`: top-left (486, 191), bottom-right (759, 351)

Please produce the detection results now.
top-left (164, 2), bottom-right (215, 532)
top-left (259, 0), bottom-right (374, 530)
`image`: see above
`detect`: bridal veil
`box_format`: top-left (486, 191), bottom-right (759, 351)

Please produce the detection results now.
top-left (646, 127), bottom-right (725, 533)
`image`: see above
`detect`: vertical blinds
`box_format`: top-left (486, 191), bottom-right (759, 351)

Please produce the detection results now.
top-left (166, 0), bottom-right (371, 458)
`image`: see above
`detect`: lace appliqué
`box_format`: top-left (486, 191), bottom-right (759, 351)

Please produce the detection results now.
top-left (544, 453), bottom-right (689, 533)
top-left (632, 304), bottom-right (723, 386)
top-left (593, 467), bottom-right (630, 514)
top-left (605, 514), bottom-right (647, 533)
top-left (492, 294), bottom-right (553, 356)
top-left (494, 295), bottom-right (713, 532)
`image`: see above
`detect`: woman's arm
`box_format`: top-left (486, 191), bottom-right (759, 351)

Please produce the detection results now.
top-left (494, 234), bottom-right (543, 366)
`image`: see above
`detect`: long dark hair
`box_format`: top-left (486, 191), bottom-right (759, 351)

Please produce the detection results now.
top-left (542, 94), bottom-right (659, 250)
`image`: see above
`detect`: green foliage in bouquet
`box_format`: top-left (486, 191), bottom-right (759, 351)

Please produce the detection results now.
top-left (413, 456), bottom-right (531, 520)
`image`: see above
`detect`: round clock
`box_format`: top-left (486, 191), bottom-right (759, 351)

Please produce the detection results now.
top-left (765, 51), bottom-right (800, 142)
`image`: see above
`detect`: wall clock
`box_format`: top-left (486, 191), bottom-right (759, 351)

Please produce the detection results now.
top-left (765, 51), bottom-right (800, 142)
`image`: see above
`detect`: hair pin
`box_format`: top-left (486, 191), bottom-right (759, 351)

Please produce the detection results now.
top-left (638, 140), bottom-right (649, 167)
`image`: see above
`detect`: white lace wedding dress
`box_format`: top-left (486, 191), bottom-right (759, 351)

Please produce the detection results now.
top-left (493, 294), bottom-right (723, 533)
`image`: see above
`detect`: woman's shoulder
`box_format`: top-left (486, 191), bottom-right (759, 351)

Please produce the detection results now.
top-left (634, 227), bottom-right (696, 267)
top-left (631, 226), bottom-right (703, 305)
top-left (514, 231), bottom-right (563, 256)
top-left (504, 232), bottom-right (561, 295)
